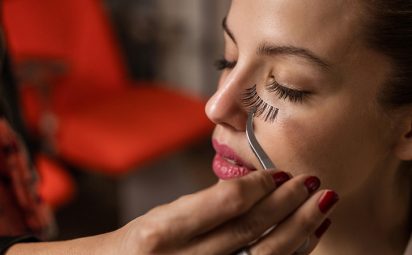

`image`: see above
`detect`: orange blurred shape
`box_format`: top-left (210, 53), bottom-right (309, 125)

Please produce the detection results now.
top-left (36, 154), bottom-right (75, 209)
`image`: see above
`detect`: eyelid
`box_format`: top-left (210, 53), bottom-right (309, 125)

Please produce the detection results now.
top-left (266, 78), bottom-right (310, 103)
top-left (267, 75), bottom-right (309, 92)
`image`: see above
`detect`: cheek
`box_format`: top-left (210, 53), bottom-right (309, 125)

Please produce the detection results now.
top-left (260, 114), bottom-right (345, 175)
top-left (255, 101), bottom-right (389, 194)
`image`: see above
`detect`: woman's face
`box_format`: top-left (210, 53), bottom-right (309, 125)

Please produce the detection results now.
top-left (206, 0), bottom-right (399, 197)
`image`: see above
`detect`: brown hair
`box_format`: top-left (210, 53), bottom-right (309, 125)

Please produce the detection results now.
top-left (364, 0), bottom-right (412, 106)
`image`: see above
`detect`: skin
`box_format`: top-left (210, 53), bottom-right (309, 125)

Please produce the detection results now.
top-left (207, 0), bottom-right (411, 254)
top-left (8, 172), bottom-right (335, 255)
top-left (5, 0), bottom-right (411, 254)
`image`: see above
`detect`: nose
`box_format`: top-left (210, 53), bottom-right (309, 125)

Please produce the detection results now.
top-left (205, 72), bottom-right (249, 132)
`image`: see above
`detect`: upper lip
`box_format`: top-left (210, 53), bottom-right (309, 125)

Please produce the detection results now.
top-left (212, 139), bottom-right (256, 169)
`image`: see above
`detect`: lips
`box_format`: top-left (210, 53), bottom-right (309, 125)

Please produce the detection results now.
top-left (212, 139), bottom-right (256, 180)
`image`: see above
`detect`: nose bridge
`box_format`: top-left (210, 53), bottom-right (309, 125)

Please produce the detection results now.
top-left (205, 65), bottom-right (255, 131)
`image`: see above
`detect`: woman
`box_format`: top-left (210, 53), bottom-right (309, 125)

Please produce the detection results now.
top-left (2, 0), bottom-right (412, 254)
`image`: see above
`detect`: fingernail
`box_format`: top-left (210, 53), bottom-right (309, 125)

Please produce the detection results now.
top-left (315, 218), bottom-right (332, 238)
top-left (318, 190), bottom-right (339, 214)
top-left (304, 176), bottom-right (321, 194)
top-left (272, 171), bottom-right (290, 187)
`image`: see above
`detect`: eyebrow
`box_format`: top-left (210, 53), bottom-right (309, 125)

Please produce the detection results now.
top-left (222, 17), bottom-right (331, 71)
top-left (257, 44), bottom-right (331, 70)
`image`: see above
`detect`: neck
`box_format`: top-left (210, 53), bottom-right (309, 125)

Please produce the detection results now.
top-left (313, 162), bottom-right (412, 255)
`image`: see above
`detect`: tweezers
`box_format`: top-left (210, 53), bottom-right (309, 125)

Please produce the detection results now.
top-left (246, 110), bottom-right (276, 170)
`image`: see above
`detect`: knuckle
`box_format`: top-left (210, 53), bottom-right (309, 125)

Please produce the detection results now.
top-left (282, 174), bottom-right (315, 197)
top-left (217, 171), bottom-right (276, 216)
top-left (232, 217), bottom-right (265, 243)
top-left (296, 213), bottom-right (320, 236)
top-left (252, 171), bottom-right (276, 193)
top-left (281, 179), bottom-right (303, 200)
top-left (136, 221), bottom-right (165, 252)
top-left (220, 182), bottom-right (249, 213)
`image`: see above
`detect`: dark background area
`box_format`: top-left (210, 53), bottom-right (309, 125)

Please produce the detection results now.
top-left (51, 0), bottom-right (230, 239)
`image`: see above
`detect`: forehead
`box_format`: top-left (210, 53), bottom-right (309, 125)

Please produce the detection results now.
top-left (227, 0), bottom-right (365, 64)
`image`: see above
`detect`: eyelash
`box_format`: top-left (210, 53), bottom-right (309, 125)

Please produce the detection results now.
top-left (241, 82), bottom-right (310, 122)
top-left (215, 58), bottom-right (308, 101)
top-left (215, 58), bottom-right (236, 70)
top-left (241, 85), bottom-right (279, 122)
top-left (267, 79), bottom-right (309, 103)
top-left (216, 58), bottom-right (310, 120)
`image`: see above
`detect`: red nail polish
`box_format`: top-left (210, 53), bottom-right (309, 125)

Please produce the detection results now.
top-left (315, 218), bottom-right (332, 238)
top-left (318, 190), bottom-right (339, 214)
top-left (304, 176), bottom-right (320, 194)
top-left (272, 171), bottom-right (290, 187)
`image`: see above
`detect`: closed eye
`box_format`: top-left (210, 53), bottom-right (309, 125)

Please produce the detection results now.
top-left (215, 58), bottom-right (237, 70)
top-left (241, 85), bottom-right (279, 122)
top-left (267, 80), bottom-right (310, 103)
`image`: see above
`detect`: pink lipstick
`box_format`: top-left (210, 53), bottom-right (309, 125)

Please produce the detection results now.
top-left (212, 139), bottom-right (256, 180)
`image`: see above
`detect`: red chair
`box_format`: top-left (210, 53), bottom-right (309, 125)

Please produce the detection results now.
top-left (2, 0), bottom-right (213, 178)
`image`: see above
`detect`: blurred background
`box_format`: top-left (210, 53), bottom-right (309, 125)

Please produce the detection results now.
top-left (1, 0), bottom-right (231, 239)
top-left (106, 0), bottom-right (228, 96)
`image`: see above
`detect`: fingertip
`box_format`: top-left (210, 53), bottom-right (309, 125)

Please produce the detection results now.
top-left (304, 176), bottom-right (321, 194)
top-left (266, 168), bottom-right (293, 177)
top-left (271, 171), bottom-right (291, 187)
top-left (315, 218), bottom-right (332, 239)
top-left (264, 169), bottom-right (293, 187)
top-left (318, 190), bottom-right (339, 214)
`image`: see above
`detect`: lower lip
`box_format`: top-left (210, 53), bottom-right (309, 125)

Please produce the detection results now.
top-left (212, 153), bottom-right (255, 180)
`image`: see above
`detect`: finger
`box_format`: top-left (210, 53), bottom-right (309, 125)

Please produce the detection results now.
top-left (188, 174), bottom-right (321, 254)
top-left (293, 218), bottom-right (331, 255)
top-left (143, 170), bottom-right (290, 242)
top-left (250, 190), bottom-right (338, 255)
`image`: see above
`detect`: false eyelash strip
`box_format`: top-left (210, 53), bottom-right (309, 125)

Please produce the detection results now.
top-left (241, 84), bottom-right (279, 122)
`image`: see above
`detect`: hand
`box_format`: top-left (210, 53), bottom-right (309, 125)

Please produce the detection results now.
top-left (112, 170), bottom-right (338, 255)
